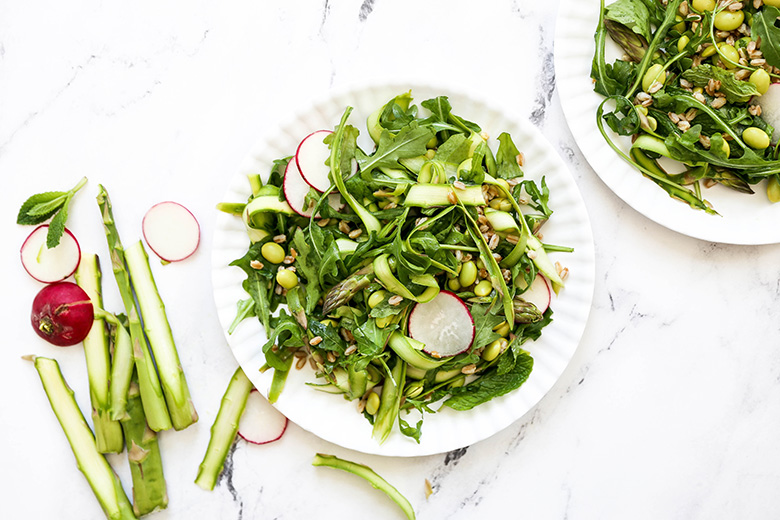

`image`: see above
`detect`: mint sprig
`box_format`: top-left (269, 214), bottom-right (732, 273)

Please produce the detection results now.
top-left (17, 176), bottom-right (87, 248)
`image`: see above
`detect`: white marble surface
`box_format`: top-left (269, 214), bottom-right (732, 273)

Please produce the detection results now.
top-left (2, 1), bottom-right (780, 519)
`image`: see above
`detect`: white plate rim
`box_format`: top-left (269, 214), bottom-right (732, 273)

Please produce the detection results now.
top-left (211, 81), bottom-right (596, 456)
top-left (554, 0), bottom-right (780, 245)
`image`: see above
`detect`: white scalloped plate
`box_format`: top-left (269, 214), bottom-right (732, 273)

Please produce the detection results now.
top-left (555, 0), bottom-right (780, 245)
top-left (211, 83), bottom-right (595, 456)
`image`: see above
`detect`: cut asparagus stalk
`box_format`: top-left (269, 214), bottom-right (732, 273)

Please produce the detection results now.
top-left (372, 358), bottom-right (406, 444)
top-left (97, 185), bottom-right (172, 432)
top-left (121, 377), bottom-right (168, 516)
top-left (124, 239), bottom-right (198, 431)
top-left (312, 453), bottom-right (415, 520)
top-left (26, 355), bottom-right (136, 520)
top-left (97, 310), bottom-right (133, 421)
top-left (74, 253), bottom-right (124, 454)
top-left (195, 367), bottom-right (253, 491)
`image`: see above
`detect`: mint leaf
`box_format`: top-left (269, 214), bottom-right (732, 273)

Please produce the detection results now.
top-left (46, 199), bottom-right (69, 248)
top-left (356, 123), bottom-right (434, 175)
top-left (16, 191), bottom-right (67, 225)
top-left (444, 352), bottom-right (534, 411)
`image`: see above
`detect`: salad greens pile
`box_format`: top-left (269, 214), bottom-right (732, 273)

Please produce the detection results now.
top-left (223, 92), bottom-right (570, 444)
top-left (592, 0), bottom-right (780, 211)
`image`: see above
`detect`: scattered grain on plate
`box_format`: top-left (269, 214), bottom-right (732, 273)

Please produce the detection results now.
top-left (309, 336), bottom-right (323, 346)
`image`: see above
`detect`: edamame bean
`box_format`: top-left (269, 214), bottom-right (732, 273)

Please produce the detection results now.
top-left (765, 0), bottom-right (780, 6)
top-left (750, 69), bottom-right (771, 95)
top-left (492, 321), bottom-right (511, 337)
top-left (767, 176), bottom-right (780, 203)
top-left (447, 278), bottom-right (461, 291)
top-left (473, 280), bottom-right (493, 297)
top-left (743, 127), bottom-right (770, 149)
top-left (482, 338), bottom-right (507, 362)
top-left (677, 35), bottom-right (690, 53)
top-left (368, 290), bottom-right (386, 309)
top-left (642, 63), bottom-right (666, 92)
top-left (458, 260), bottom-right (477, 287)
top-left (261, 242), bottom-right (286, 264)
top-left (375, 315), bottom-right (393, 328)
top-left (276, 269), bottom-right (298, 289)
top-left (701, 45), bottom-right (717, 58)
top-left (365, 392), bottom-right (381, 415)
top-left (692, 0), bottom-right (715, 11)
top-left (714, 10), bottom-right (744, 31)
top-left (717, 44), bottom-right (739, 68)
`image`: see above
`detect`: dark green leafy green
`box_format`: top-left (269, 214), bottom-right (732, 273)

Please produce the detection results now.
top-left (16, 177), bottom-right (87, 248)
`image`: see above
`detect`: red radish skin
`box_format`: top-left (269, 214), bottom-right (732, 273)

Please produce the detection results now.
top-left (31, 282), bottom-right (94, 346)
top-left (283, 160), bottom-right (345, 218)
top-left (237, 389), bottom-right (288, 445)
top-left (20, 225), bottom-right (81, 283)
top-left (408, 291), bottom-right (475, 358)
top-left (142, 201), bottom-right (200, 262)
top-left (520, 274), bottom-right (552, 314)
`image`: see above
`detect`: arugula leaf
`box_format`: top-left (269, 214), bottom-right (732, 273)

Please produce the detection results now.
top-left (604, 0), bottom-right (652, 42)
top-left (470, 303), bottom-right (504, 351)
top-left (434, 134), bottom-right (470, 165)
top-left (356, 123), bottom-right (434, 175)
top-left (16, 176), bottom-right (87, 248)
top-left (444, 351), bottom-right (534, 411)
top-left (398, 417), bottom-right (423, 443)
top-left (681, 65), bottom-right (758, 103)
top-left (292, 228), bottom-right (324, 314)
top-left (495, 132), bottom-right (523, 179)
top-left (752, 7), bottom-right (780, 69)
top-left (228, 298), bottom-right (256, 334)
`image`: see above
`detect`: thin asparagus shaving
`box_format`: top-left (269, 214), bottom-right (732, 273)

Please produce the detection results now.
top-left (121, 377), bottom-right (168, 516)
top-left (97, 185), bottom-right (172, 431)
top-left (74, 253), bottom-right (124, 454)
top-left (124, 239), bottom-right (198, 431)
top-left (195, 367), bottom-right (254, 491)
top-left (26, 356), bottom-right (136, 520)
top-left (372, 358), bottom-right (406, 444)
top-left (312, 453), bottom-right (415, 520)
top-left (95, 310), bottom-right (133, 421)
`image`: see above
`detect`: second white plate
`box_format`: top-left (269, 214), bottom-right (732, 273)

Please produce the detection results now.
top-left (211, 82), bottom-right (596, 456)
top-left (555, 0), bottom-right (780, 245)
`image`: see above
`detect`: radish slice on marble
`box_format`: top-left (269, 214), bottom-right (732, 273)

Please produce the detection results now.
top-left (519, 274), bottom-right (552, 314)
top-left (237, 389), bottom-right (288, 445)
top-left (142, 201), bottom-right (200, 262)
top-left (20, 225), bottom-right (81, 283)
top-left (283, 160), bottom-right (344, 218)
top-left (408, 291), bottom-right (475, 358)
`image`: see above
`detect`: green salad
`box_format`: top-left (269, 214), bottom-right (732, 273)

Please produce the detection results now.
top-left (220, 92), bottom-right (571, 444)
top-left (592, 0), bottom-right (780, 212)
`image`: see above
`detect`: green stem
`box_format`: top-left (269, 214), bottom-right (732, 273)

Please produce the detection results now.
top-left (97, 185), bottom-right (172, 432)
top-left (95, 310), bottom-right (133, 421)
top-left (312, 453), bottom-right (415, 520)
top-left (195, 367), bottom-right (254, 491)
top-left (124, 240), bottom-right (198, 431)
top-left (372, 357), bottom-right (406, 444)
top-left (121, 377), bottom-right (168, 516)
top-left (74, 253), bottom-right (124, 454)
top-left (27, 356), bottom-right (136, 520)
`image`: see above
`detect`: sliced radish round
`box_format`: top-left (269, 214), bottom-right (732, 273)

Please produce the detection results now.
top-left (20, 225), bottom-right (81, 283)
top-left (283, 160), bottom-right (344, 218)
top-left (295, 130), bottom-right (358, 192)
top-left (238, 389), bottom-right (288, 445)
top-left (142, 201), bottom-right (200, 262)
top-left (758, 83), bottom-right (780, 140)
top-left (408, 291), bottom-right (475, 358)
top-left (519, 273), bottom-right (552, 314)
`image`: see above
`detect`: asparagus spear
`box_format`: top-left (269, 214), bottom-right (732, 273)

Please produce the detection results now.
top-left (97, 185), bottom-right (172, 432)
top-left (512, 299), bottom-right (544, 323)
top-left (195, 367), bottom-right (253, 491)
top-left (312, 453), bottom-right (415, 520)
top-left (121, 377), bottom-right (168, 516)
top-left (124, 239), bottom-right (198, 431)
top-left (74, 253), bottom-right (124, 454)
top-left (321, 264), bottom-right (374, 315)
top-left (26, 356), bottom-right (136, 520)
top-left (97, 311), bottom-right (133, 421)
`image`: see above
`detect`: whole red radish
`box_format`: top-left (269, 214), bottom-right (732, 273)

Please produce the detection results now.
top-left (31, 281), bottom-right (94, 346)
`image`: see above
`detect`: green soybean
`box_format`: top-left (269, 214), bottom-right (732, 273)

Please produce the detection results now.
top-left (365, 392), bottom-right (380, 415)
top-left (642, 64), bottom-right (666, 92)
top-left (714, 10), bottom-right (743, 31)
top-left (262, 242), bottom-right (286, 264)
top-left (458, 261), bottom-right (477, 287)
top-left (743, 127), bottom-right (770, 150)
top-left (368, 290), bottom-right (386, 309)
top-left (750, 69), bottom-right (771, 95)
top-left (473, 280), bottom-right (493, 297)
top-left (767, 176), bottom-right (780, 203)
top-left (276, 269), bottom-right (298, 289)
